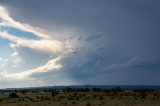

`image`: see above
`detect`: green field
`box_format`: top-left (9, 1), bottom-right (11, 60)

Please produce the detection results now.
top-left (0, 90), bottom-right (160, 106)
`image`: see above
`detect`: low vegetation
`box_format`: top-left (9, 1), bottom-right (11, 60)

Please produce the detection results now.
top-left (0, 87), bottom-right (159, 106)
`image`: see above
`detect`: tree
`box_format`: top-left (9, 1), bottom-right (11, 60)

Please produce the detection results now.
top-left (111, 86), bottom-right (122, 93)
top-left (51, 90), bottom-right (59, 97)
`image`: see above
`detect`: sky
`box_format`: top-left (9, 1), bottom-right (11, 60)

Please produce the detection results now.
top-left (0, 0), bottom-right (160, 88)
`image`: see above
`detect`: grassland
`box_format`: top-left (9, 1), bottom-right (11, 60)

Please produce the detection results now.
top-left (0, 88), bottom-right (160, 106)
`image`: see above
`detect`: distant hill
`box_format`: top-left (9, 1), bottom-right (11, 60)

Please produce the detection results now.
top-left (1, 85), bottom-right (160, 91)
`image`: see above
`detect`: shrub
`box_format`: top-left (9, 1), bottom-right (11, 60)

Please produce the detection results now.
top-left (0, 98), bottom-right (3, 102)
top-left (36, 96), bottom-right (40, 99)
top-left (75, 96), bottom-right (80, 101)
top-left (99, 96), bottom-right (104, 100)
top-left (134, 97), bottom-right (138, 100)
top-left (9, 92), bottom-right (19, 98)
top-left (67, 96), bottom-right (74, 100)
top-left (86, 102), bottom-right (91, 106)
top-left (51, 90), bottom-right (59, 97)
top-left (71, 101), bottom-right (76, 105)
top-left (74, 92), bottom-right (77, 97)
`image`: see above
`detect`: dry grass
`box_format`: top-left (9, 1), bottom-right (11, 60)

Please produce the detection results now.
top-left (0, 91), bottom-right (159, 106)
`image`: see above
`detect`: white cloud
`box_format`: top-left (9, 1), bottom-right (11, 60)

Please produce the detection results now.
top-left (0, 5), bottom-right (71, 80)
top-left (0, 32), bottom-right (66, 55)
top-left (0, 58), bottom-right (3, 61)
top-left (0, 5), bottom-right (51, 39)
top-left (2, 55), bottom-right (62, 79)
top-left (10, 51), bottom-right (22, 67)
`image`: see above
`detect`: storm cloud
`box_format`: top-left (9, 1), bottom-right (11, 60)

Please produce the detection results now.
top-left (0, 0), bottom-right (160, 88)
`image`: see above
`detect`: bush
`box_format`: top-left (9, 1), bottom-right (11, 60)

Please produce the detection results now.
top-left (67, 96), bottom-right (74, 100)
top-left (74, 92), bottom-right (77, 97)
top-left (36, 96), bottom-right (40, 99)
top-left (0, 98), bottom-right (3, 102)
top-left (9, 93), bottom-right (19, 98)
top-left (71, 101), bottom-right (76, 105)
top-left (99, 96), bottom-right (104, 100)
top-left (76, 96), bottom-right (80, 101)
top-left (51, 90), bottom-right (59, 97)
top-left (86, 102), bottom-right (91, 106)
top-left (134, 97), bottom-right (138, 100)
top-left (111, 86), bottom-right (122, 93)
top-left (44, 96), bottom-right (50, 100)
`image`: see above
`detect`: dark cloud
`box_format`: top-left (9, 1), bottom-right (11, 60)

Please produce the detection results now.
top-left (0, 0), bottom-right (160, 85)
top-left (130, 58), bottom-right (160, 70)
top-left (84, 33), bottom-right (103, 41)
